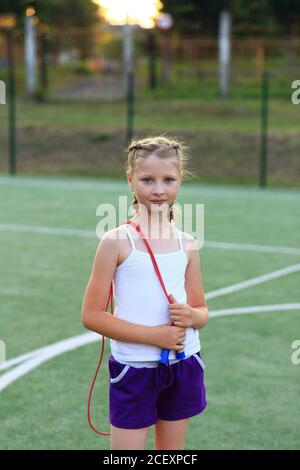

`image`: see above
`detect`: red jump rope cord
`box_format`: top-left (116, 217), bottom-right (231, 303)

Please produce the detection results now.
top-left (87, 281), bottom-right (113, 437)
top-left (127, 221), bottom-right (172, 303)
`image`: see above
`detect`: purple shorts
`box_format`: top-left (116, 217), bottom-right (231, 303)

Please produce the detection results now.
top-left (108, 352), bottom-right (207, 429)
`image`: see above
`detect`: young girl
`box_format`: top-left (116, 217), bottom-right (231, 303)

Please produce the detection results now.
top-left (82, 136), bottom-right (208, 450)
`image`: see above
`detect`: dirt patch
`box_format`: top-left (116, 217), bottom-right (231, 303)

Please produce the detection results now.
top-left (0, 126), bottom-right (299, 186)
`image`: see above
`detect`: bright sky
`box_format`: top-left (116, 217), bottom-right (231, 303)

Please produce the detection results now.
top-left (93, 0), bottom-right (163, 28)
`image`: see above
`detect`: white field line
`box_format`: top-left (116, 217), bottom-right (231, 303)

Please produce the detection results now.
top-left (0, 332), bottom-right (99, 391)
top-left (209, 303), bottom-right (300, 318)
top-left (1, 260), bottom-right (300, 391)
top-left (205, 241), bottom-right (300, 256)
top-left (206, 263), bottom-right (300, 299)
top-left (1, 223), bottom-right (300, 256)
top-left (0, 223), bottom-right (95, 238)
top-left (0, 348), bottom-right (50, 371)
top-left (1, 175), bottom-right (300, 202)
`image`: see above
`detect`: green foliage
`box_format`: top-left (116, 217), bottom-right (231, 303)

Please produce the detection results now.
top-left (35, 0), bottom-right (100, 29)
top-left (162, 0), bottom-right (228, 34)
top-left (162, 0), bottom-right (300, 35)
top-left (1, 0), bottom-right (300, 35)
top-left (72, 60), bottom-right (94, 75)
top-left (0, 0), bottom-right (101, 29)
top-left (33, 86), bottom-right (48, 102)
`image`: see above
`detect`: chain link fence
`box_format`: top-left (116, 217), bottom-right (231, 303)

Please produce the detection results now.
top-left (0, 27), bottom-right (299, 185)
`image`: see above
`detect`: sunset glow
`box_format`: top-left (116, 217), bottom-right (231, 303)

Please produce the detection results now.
top-left (94, 0), bottom-right (163, 28)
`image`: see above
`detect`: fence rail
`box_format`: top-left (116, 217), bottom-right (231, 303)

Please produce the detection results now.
top-left (0, 30), bottom-right (299, 98)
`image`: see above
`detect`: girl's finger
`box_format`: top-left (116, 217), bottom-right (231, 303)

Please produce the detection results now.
top-left (170, 310), bottom-right (182, 316)
top-left (171, 313), bottom-right (182, 320)
top-left (169, 305), bottom-right (182, 310)
top-left (172, 317), bottom-right (183, 323)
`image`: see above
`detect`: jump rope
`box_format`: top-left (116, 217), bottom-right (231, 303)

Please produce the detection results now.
top-left (87, 219), bottom-right (185, 436)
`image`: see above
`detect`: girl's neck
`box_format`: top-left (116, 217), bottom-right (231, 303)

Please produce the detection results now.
top-left (130, 212), bottom-right (174, 239)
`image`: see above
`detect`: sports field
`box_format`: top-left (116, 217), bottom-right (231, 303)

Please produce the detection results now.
top-left (0, 174), bottom-right (299, 450)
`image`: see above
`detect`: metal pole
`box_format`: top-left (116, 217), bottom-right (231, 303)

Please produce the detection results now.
top-left (6, 30), bottom-right (16, 175)
top-left (40, 31), bottom-right (48, 93)
top-left (148, 30), bottom-right (157, 89)
top-left (25, 13), bottom-right (37, 98)
top-left (127, 70), bottom-right (134, 143)
top-left (218, 11), bottom-right (231, 97)
top-left (123, 21), bottom-right (134, 144)
top-left (259, 70), bottom-right (269, 187)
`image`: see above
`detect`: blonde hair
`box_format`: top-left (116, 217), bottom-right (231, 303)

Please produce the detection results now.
top-left (124, 135), bottom-right (195, 222)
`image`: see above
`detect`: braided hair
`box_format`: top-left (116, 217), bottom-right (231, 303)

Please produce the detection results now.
top-left (125, 136), bottom-right (193, 222)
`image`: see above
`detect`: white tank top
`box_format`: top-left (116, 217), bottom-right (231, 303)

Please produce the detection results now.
top-left (110, 221), bottom-right (201, 365)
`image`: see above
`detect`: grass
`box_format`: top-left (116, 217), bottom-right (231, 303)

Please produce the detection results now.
top-left (0, 175), bottom-right (299, 449)
top-left (0, 96), bottom-right (297, 133)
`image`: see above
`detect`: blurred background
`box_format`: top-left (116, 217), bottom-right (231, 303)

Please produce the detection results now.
top-left (0, 0), bottom-right (299, 187)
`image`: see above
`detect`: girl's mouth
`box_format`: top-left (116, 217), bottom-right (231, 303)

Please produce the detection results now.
top-left (150, 200), bottom-right (167, 204)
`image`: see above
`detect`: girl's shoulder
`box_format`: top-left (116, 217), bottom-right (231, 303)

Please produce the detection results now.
top-left (99, 227), bottom-right (125, 267)
top-left (179, 230), bottom-right (199, 262)
top-left (101, 226), bottom-right (125, 245)
top-left (177, 228), bottom-right (196, 245)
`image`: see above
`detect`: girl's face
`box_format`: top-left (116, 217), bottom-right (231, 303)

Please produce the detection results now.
top-left (127, 154), bottom-right (181, 216)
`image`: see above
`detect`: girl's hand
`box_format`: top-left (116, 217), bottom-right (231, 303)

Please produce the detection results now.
top-left (168, 294), bottom-right (194, 328)
top-left (154, 322), bottom-right (186, 351)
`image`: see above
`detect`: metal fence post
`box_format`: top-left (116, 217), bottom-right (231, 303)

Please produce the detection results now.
top-left (259, 69), bottom-right (269, 187)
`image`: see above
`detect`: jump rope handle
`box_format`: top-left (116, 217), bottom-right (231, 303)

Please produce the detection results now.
top-left (160, 350), bottom-right (185, 365)
top-left (159, 294), bottom-right (186, 365)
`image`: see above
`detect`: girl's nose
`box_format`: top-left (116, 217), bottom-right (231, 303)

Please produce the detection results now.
top-left (153, 187), bottom-right (165, 196)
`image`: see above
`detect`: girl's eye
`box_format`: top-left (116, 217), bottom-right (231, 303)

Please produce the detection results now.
top-left (165, 178), bottom-right (175, 183)
top-left (141, 178), bottom-right (175, 183)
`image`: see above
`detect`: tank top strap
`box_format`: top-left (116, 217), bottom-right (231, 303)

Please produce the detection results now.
top-left (120, 224), bottom-right (136, 251)
top-left (172, 224), bottom-right (184, 251)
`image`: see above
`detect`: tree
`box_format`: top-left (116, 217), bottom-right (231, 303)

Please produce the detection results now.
top-left (162, 0), bottom-right (300, 35)
top-left (231, 0), bottom-right (276, 34)
top-left (0, 0), bottom-right (101, 29)
top-left (162, 0), bottom-right (228, 35)
top-left (270, 0), bottom-right (300, 33)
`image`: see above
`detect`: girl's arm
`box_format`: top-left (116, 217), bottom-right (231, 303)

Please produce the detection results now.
top-left (82, 232), bottom-right (186, 351)
top-left (81, 230), bottom-right (157, 345)
top-left (184, 234), bottom-right (209, 330)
